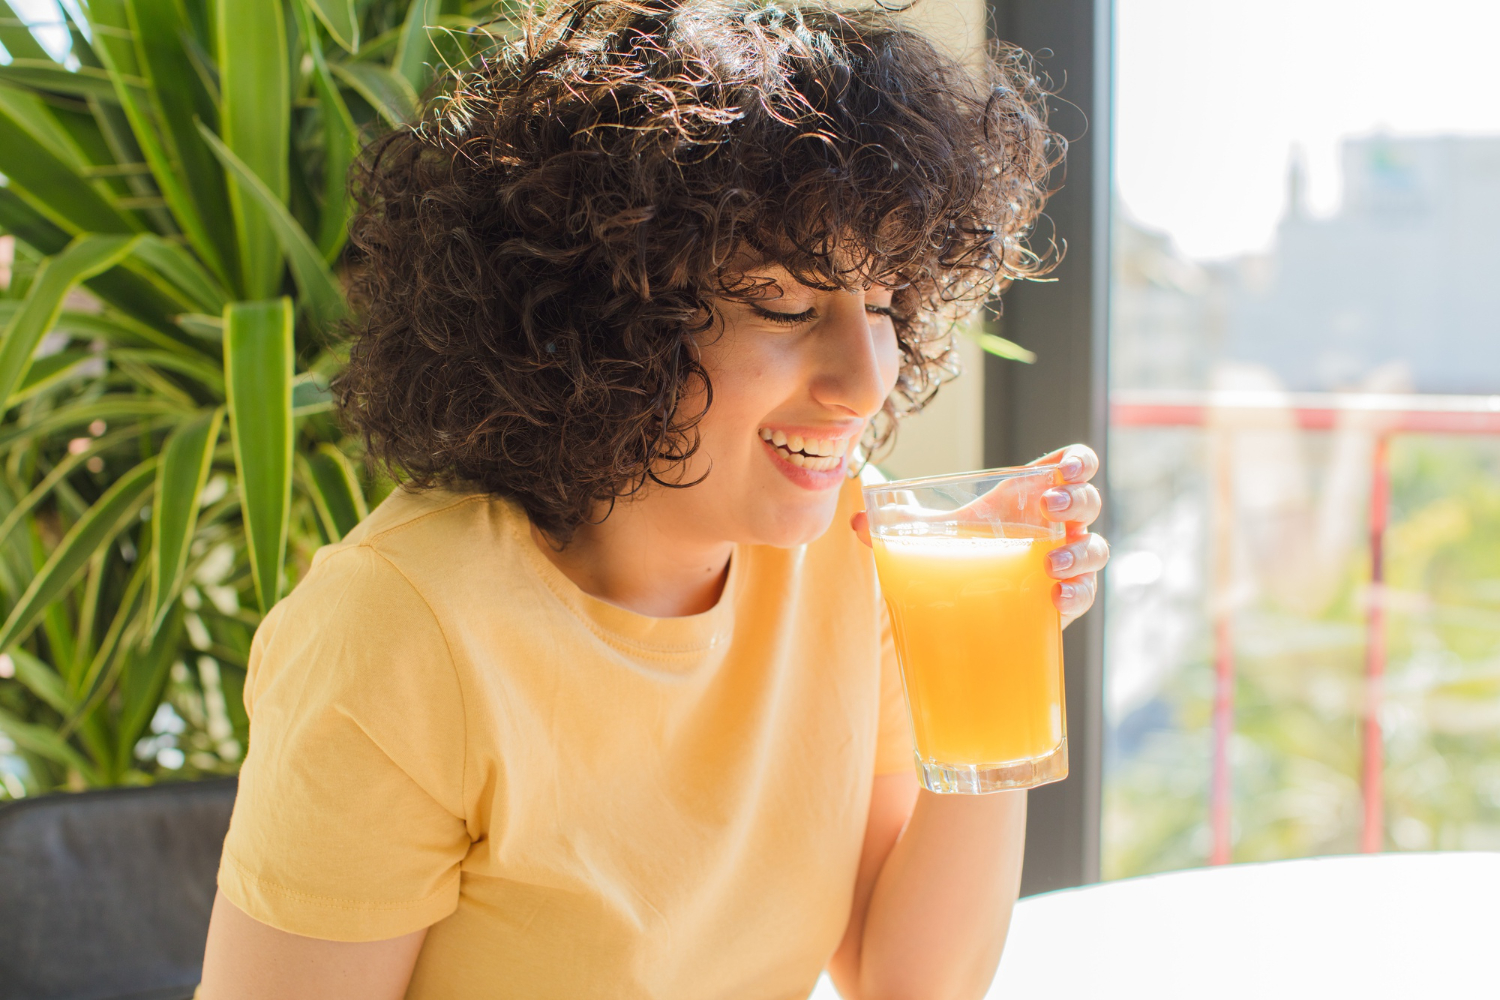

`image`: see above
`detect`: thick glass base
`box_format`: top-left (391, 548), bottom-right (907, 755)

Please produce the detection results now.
top-left (916, 738), bottom-right (1069, 794)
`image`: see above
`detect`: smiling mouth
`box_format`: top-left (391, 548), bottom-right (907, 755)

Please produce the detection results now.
top-left (757, 427), bottom-right (847, 471)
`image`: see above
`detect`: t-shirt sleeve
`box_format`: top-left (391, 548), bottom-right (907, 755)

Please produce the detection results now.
top-left (217, 544), bottom-right (470, 942)
top-left (874, 600), bottom-right (915, 776)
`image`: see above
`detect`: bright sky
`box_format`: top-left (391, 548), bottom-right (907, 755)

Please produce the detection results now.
top-left (2, 0), bottom-right (72, 58)
top-left (1116, 0), bottom-right (1500, 260)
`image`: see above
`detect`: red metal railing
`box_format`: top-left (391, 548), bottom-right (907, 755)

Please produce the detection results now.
top-left (1111, 389), bottom-right (1500, 862)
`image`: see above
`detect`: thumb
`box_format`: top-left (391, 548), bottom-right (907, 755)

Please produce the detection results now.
top-left (850, 511), bottom-right (872, 548)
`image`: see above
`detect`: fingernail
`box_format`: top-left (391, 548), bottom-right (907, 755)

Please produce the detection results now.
top-left (1050, 548), bottom-right (1074, 573)
top-left (1044, 489), bottom-right (1070, 512)
top-left (1059, 582), bottom-right (1079, 602)
top-left (1060, 456), bottom-right (1083, 479)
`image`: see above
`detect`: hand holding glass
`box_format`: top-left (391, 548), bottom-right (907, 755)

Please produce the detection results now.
top-left (864, 464), bottom-right (1068, 794)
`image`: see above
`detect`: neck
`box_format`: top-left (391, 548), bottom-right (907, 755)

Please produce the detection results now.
top-left (530, 498), bottom-right (734, 618)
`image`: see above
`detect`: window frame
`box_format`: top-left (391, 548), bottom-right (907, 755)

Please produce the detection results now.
top-left (984, 0), bottom-right (1114, 895)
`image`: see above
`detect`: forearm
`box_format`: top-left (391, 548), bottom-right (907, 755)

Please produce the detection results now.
top-left (850, 789), bottom-right (1027, 1000)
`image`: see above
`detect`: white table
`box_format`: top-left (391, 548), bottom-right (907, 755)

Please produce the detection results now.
top-left (810, 852), bottom-right (1500, 999)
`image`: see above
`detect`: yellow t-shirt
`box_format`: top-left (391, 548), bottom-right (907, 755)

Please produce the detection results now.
top-left (217, 477), bottom-right (912, 999)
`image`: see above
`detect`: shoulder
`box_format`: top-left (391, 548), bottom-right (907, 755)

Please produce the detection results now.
top-left (246, 485), bottom-right (533, 707)
top-left (264, 486), bottom-right (506, 636)
top-left (341, 484), bottom-right (491, 542)
top-left (320, 485), bottom-right (496, 575)
top-left (247, 491), bottom-right (494, 714)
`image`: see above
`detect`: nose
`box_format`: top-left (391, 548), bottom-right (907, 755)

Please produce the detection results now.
top-left (808, 290), bottom-right (898, 419)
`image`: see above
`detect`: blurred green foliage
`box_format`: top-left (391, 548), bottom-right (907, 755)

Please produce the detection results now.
top-left (1104, 435), bottom-right (1500, 877)
top-left (0, 0), bottom-right (512, 798)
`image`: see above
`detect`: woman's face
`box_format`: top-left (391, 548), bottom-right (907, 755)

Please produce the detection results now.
top-left (660, 265), bottom-right (902, 549)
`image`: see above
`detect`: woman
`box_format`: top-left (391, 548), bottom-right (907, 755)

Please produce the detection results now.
top-left (198, 1), bottom-right (1109, 997)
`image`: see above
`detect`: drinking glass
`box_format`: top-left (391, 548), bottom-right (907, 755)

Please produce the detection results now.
top-left (864, 464), bottom-right (1068, 794)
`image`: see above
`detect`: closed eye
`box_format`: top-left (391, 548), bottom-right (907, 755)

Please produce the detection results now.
top-left (751, 304), bottom-right (817, 325)
top-left (752, 303), bottom-right (897, 325)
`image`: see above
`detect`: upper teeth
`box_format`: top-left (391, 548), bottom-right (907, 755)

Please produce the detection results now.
top-left (758, 427), bottom-right (847, 468)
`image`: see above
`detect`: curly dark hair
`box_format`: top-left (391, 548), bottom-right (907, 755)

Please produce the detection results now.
top-left (334, 0), bottom-right (1061, 540)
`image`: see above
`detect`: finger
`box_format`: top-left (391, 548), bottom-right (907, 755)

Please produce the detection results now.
top-left (1054, 572), bottom-right (1097, 619)
top-left (850, 510), bottom-right (872, 548)
top-left (1030, 444), bottom-right (1099, 484)
top-left (1047, 533), bottom-right (1111, 579)
top-left (1040, 483), bottom-right (1101, 526)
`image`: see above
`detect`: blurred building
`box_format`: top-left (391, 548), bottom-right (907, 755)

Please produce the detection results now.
top-left (1228, 135), bottom-right (1500, 393)
top-left (1117, 134), bottom-right (1500, 395)
top-left (1106, 132), bottom-right (1500, 874)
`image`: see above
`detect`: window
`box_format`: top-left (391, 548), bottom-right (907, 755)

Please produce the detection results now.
top-left (1105, 0), bottom-right (1500, 875)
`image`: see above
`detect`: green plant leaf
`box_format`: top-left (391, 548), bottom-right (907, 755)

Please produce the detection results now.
top-left (71, 553), bottom-right (107, 686)
top-left (217, 0), bottom-right (290, 299)
top-left (87, 99), bottom-right (178, 237)
top-left (0, 84), bottom-right (140, 235)
top-left (126, 0), bottom-right (239, 280)
top-left (56, 308), bottom-right (200, 356)
top-left (9, 350), bottom-right (104, 406)
top-left (109, 347), bottom-right (225, 395)
top-left (0, 0), bottom-right (488, 798)
top-left (65, 556), bottom-right (150, 733)
top-left (319, 442), bottom-right (367, 526)
top-left (394, 0), bottom-right (442, 90)
top-left (0, 188), bottom-right (186, 334)
top-left (115, 600), bottom-right (183, 763)
top-left (0, 234), bottom-right (141, 410)
top-left (0, 397), bottom-right (186, 453)
top-left (0, 457), bottom-right (156, 656)
top-left (82, 1), bottom-right (144, 77)
top-left (58, 110), bottom-right (131, 193)
top-left (131, 234), bottom-right (229, 314)
top-left (6, 647), bottom-right (74, 714)
top-left (0, 705), bottom-right (97, 779)
top-left (0, 60), bottom-right (120, 103)
top-left (198, 122), bottom-right (347, 328)
top-left (331, 60), bottom-right (417, 125)
top-left (0, 0), bottom-right (52, 62)
top-left (26, 522), bottom-right (73, 664)
top-left (303, 0), bottom-right (359, 53)
top-left (173, 313), bottom-right (224, 343)
top-left (297, 0), bottom-right (359, 260)
top-left (299, 441), bottom-right (365, 540)
top-left (973, 331), bottom-right (1038, 364)
top-left (224, 298), bottom-right (293, 612)
top-left (87, 0), bottom-right (237, 291)
top-left (0, 78), bottom-right (97, 168)
top-left (149, 407), bottom-right (224, 633)
top-left (0, 183), bottom-right (67, 250)
top-left (0, 425), bottom-right (142, 555)
top-left (291, 373), bottom-right (336, 414)
top-left (113, 354), bottom-right (196, 408)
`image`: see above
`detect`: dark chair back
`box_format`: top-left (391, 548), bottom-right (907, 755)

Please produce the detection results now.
top-left (0, 778), bottom-right (236, 1000)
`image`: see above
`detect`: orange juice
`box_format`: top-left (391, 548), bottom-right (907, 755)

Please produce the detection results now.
top-left (872, 522), bottom-right (1064, 766)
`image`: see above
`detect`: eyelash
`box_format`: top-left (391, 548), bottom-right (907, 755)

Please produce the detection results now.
top-left (752, 303), bottom-right (897, 325)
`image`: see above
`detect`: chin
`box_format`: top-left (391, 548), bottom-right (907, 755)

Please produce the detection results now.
top-left (754, 495), bottom-right (843, 548)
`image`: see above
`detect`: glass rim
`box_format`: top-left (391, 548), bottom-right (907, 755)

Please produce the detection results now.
top-left (861, 461), bottom-right (1062, 494)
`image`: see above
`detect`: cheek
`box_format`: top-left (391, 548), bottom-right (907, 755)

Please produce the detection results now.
top-left (691, 334), bottom-right (779, 448)
top-left (877, 325), bottom-right (902, 395)
top-left (697, 323), bottom-right (801, 419)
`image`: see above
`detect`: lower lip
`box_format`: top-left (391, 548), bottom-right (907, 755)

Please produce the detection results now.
top-left (761, 439), bottom-right (848, 491)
